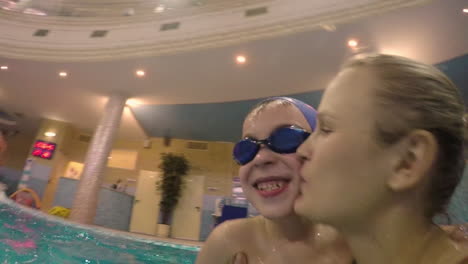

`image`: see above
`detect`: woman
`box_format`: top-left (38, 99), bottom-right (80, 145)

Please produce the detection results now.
top-left (196, 97), bottom-right (353, 264)
top-left (295, 54), bottom-right (468, 264)
top-left (197, 96), bottom-right (467, 264)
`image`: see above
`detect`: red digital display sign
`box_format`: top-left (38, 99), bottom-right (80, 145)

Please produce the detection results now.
top-left (31, 140), bottom-right (57, 160)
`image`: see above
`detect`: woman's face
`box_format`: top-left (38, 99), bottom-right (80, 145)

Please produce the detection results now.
top-left (239, 104), bottom-right (311, 219)
top-left (295, 68), bottom-right (395, 226)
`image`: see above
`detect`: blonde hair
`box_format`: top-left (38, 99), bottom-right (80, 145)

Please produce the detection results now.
top-left (343, 54), bottom-right (466, 218)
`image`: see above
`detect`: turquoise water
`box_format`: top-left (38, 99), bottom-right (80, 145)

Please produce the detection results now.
top-left (0, 195), bottom-right (199, 263)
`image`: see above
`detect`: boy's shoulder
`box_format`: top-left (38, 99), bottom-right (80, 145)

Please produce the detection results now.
top-left (195, 216), bottom-right (266, 264)
top-left (213, 216), bottom-right (265, 244)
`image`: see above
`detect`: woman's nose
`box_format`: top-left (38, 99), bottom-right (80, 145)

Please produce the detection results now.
top-left (297, 137), bottom-right (313, 162)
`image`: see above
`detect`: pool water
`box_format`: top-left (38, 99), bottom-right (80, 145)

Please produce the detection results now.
top-left (0, 194), bottom-right (199, 264)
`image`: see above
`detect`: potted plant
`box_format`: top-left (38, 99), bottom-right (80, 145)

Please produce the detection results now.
top-left (156, 153), bottom-right (190, 237)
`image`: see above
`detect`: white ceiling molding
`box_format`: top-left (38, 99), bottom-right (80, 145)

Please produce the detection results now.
top-left (0, 0), bottom-right (432, 62)
top-left (0, 0), bottom-right (271, 25)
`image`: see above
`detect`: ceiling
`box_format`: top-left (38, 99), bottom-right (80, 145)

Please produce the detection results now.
top-left (0, 0), bottom-right (467, 142)
top-left (0, 0), bottom-right (267, 17)
top-left (132, 54), bottom-right (468, 143)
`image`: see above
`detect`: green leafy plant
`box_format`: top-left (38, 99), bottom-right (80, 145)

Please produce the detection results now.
top-left (156, 153), bottom-right (190, 225)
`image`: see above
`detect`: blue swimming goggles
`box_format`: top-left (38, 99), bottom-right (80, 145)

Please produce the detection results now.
top-left (233, 126), bottom-right (311, 165)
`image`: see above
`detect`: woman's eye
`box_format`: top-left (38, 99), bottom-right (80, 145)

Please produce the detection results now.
top-left (315, 119), bottom-right (333, 135)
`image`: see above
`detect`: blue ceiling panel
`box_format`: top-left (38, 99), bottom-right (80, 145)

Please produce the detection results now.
top-left (131, 90), bottom-right (323, 142)
top-left (436, 53), bottom-right (468, 105)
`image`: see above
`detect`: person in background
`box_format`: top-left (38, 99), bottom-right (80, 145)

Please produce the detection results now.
top-left (296, 54), bottom-right (468, 264)
top-left (111, 179), bottom-right (122, 190)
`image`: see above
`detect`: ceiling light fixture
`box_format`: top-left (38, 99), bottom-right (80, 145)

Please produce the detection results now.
top-left (347, 39), bottom-right (359, 48)
top-left (136, 70), bottom-right (145, 77)
top-left (0, 66), bottom-right (8, 70)
top-left (463, 8), bottom-right (468, 13)
top-left (44, 131), bottom-right (56, 137)
top-left (236, 55), bottom-right (247, 65)
top-left (155, 5), bottom-right (165, 13)
top-left (59, 71), bottom-right (68, 77)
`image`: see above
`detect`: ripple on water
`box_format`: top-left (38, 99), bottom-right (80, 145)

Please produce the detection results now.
top-left (0, 197), bottom-right (199, 263)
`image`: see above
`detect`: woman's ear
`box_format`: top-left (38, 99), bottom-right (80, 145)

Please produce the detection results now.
top-left (387, 130), bottom-right (438, 192)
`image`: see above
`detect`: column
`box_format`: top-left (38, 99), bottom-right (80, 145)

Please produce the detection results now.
top-left (69, 94), bottom-right (127, 224)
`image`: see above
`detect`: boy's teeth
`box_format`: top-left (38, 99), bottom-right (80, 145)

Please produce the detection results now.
top-left (257, 181), bottom-right (285, 191)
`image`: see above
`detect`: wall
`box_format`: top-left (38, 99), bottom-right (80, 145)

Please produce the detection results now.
top-left (54, 177), bottom-right (134, 231)
top-left (200, 194), bottom-right (223, 241)
top-left (4, 132), bottom-right (35, 170)
top-left (20, 118), bottom-right (237, 238)
top-left (29, 119), bottom-right (74, 211)
top-left (136, 138), bottom-right (237, 197)
top-left (0, 119), bottom-right (71, 208)
top-left (63, 134), bottom-right (237, 197)
top-left (63, 132), bottom-right (142, 188)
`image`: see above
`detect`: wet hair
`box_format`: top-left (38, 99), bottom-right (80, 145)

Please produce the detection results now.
top-left (246, 97), bottom-right (317, 131)
top-left (342, 54), bottom-right (466, 218)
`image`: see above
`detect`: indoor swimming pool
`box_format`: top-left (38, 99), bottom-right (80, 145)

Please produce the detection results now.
top-left (0, 194), bottom-right (199, 264)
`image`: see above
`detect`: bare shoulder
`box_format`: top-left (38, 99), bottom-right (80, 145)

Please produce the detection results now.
top-left (453, 248), bottom-right (468, 264)
top-left (441, 224), bottom-right (468, 245)
top-left (432, 236), bottom-right (468, 264)
top-left (196, 217), bottom-right (264, 264)
top-left (451, 254), bottom-right (468, 264)
top-left (313, 223), bottom-right (348, 246)
top-left (213, 217), bottom-right (259, 243)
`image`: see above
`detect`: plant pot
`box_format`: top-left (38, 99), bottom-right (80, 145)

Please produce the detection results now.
top-left (157, 224), bottom-right (170, 238)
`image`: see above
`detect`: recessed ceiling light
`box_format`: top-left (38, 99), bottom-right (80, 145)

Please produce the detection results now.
top-left (236, 55), bottom-right (247, 65)
top-left (348, 39), bottom-right (359, 48)
top-left (463, 8), bottom-right (468, 13)
top-left (44, 131), bottom-right (56, 137)
top-left (154, 5), bottom-right (165, 13)
top-left (135, 70), bottom-right (145, 77)
top-left (0, 66), bottom-right (8, 70)
top-left (59, 71), bottom-right (68, 77)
